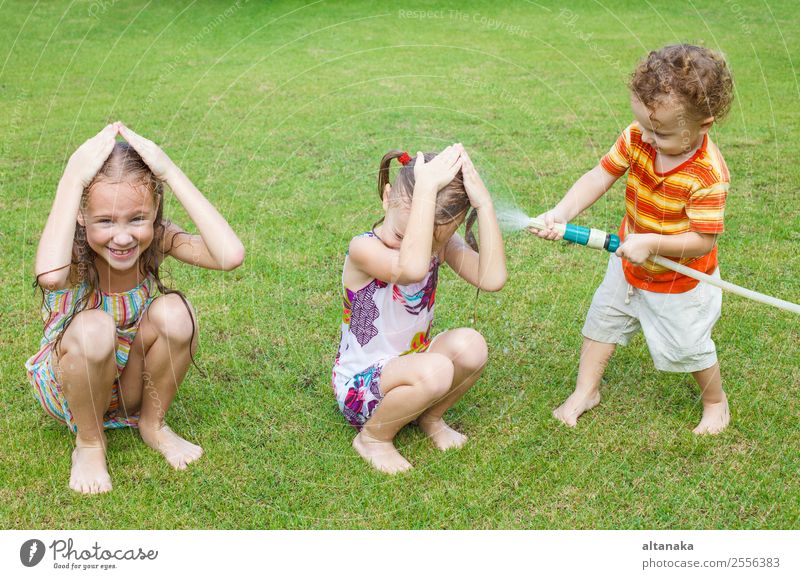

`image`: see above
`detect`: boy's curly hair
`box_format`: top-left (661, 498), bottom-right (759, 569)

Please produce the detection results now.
top-left (630, 44), bottom-right (734, 122)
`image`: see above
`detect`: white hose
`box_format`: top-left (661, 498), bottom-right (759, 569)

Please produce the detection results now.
top-left (651, 255), bottom-right (800, 315)
top-left (527, 216), bottom-right (800, 314)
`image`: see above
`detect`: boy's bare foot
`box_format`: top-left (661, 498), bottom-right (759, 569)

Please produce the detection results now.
top-left (353, 430), bottom-right (412, 474)
top-left (70, 437), bottom-right (112, 495)
top-left (553, 390), bottom-right (601, 427)
top-left (139, 423), bottom-right (203, 470)
top-left (418, 417), bottom-right (468, 450)
top-left (693, 393), bottom-right (730, 435)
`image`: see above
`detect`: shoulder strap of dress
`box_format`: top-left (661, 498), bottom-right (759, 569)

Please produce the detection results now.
top-left (347, 231), bottom-right (377, 252)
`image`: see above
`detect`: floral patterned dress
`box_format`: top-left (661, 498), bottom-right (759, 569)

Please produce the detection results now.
top-left (332, 232), bottom-right (438, 429)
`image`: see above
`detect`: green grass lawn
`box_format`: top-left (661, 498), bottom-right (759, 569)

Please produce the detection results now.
top-left (1, 0), bottom-right (798, 529)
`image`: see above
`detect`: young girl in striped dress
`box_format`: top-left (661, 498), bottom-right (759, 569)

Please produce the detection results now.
top-left (27, 122), bottom-right (244, 494)
top-left (332, 144), bottom-right (507, 474)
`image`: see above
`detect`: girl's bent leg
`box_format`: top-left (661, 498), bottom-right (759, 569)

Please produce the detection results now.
top-left (56, 310), bottom-right (118, 494)
top-left (419, 328), bottom-right (489, 450)
top-left (354, 353), bottom-right (454, 474)
top-left (553, 338), bottom-right (615, 427)
top-left (691, 362), bottom-right (729, 435)
top-left (122, 294), bottom-right (202, 470)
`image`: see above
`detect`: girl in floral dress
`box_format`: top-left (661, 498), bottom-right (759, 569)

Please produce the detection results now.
top-left (332, 144), bottom-right (507, 474)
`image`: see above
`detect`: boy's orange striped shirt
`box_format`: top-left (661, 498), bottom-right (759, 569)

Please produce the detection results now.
top-left (600, 123), bottom-right (729, 293)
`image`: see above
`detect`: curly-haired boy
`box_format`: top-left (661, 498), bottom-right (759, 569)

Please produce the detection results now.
top-left (536, 44), bottom-right (734, 434)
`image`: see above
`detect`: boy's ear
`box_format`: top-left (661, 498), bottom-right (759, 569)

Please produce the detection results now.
top-left (382, 183), bottom-right (391, 211)
top-left (77, 212), bottom-right (85, 227)
top-left (697, 116), bottom-right (715, 135)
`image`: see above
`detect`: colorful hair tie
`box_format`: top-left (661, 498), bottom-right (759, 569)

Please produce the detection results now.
top-left (397, 152), bottom-right (412, 166)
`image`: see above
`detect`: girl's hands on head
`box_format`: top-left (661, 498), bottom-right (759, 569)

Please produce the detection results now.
top-left (118, 123), bottom-right (176, 181)
top-left (413, 143), bottom-right (464, 193)
top-left (64, 123), bottom-right (119, 187)
top-left (461, 149), bottom-right (492, 209)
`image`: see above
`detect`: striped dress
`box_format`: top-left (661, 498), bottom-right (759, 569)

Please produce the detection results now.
top-left (25, 276), bottom-right (156, 432)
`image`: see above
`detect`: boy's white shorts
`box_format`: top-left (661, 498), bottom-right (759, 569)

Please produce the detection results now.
top-left (582, 254), bottom-right (722, 373)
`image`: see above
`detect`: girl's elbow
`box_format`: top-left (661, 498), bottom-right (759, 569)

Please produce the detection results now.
top-left (396, 265), bottom-right (428, 285)
top-left (480, 279), bottom-right (506, 293)
top-left (35, 272), bottom-right (68, 291)
top-left (394, 257), bottom-right (429, 284)
top-left (479, 271), bottom-right (507, 292)
top-left (222, 245), bottom-right (245, 271)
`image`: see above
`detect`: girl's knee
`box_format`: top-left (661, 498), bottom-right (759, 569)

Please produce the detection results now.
top-left (63, 310), bottom-right (116, 363)
top-left (452, 328), bottom-right (488, 371)
top-left (417, 353), bottom-right (454, 399)
top-left (146, 293), bottom-right (196, 345)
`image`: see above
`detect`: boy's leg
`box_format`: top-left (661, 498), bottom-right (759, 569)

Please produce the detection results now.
top-left (123, 294), bottom-right (202, 470)
top-left (355, 353), bottom-right (454, 474)
top-left (691, 362), bottom-right (729, 435)
top-left (557, 254), bottom-right (639, 427)
top-left (639, 269), bottom-right (726, 434)
top-left (418, 328), bottom-right (488, 450)
top-left (56, 310), bottom-right (118, 494)
top-left (553, 338), bottom-right (616, 427)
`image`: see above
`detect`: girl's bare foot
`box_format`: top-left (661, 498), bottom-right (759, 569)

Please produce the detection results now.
top-left (352, 430), bottom-right (412, 474)
top-left (139, 423), bottom-right (203, 470)
top-left (70, 437), bottom-right (112, 494)
top-left (418, 417), bottom-right (468, 450)
top-left (693, 393), bottom-right (730, 435)
top-left (553, 390), bottom-right (601, 427)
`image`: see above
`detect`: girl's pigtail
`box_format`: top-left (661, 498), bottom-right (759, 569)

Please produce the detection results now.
top-left (373, 150), bottom-right (406, 236)
top-left (464, 208), bottom-right (479, 252)
top-left (51, 223), bottom-right (101, 360)
top-left (463, 207), bottom-right (481, 325)
top-left (141, 199), bottom-right (204, 376)
top-left (147, 272), bottom-right (204, 378)
top-left (377, 150), bottom-right (405, 201)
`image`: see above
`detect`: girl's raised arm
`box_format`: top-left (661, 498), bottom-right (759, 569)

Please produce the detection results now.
top-left (348, 145), bottom-right (464, 285)
top-left (35, 124), bottom-right (119, 290)
top-left (118, 124), bottom-right (244, 271)
top-left (444, 150), bottom-right (507, 292)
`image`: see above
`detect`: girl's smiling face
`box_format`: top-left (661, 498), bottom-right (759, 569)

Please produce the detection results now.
top-left (79, 180), bottom-right (157, 273)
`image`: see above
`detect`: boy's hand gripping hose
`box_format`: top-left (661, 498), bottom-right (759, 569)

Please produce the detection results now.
top-left (527, 217), bottom-right (800, 315)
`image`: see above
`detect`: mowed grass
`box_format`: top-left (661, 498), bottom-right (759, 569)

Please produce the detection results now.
top-left (0, 0), bottom-right (798, 529)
